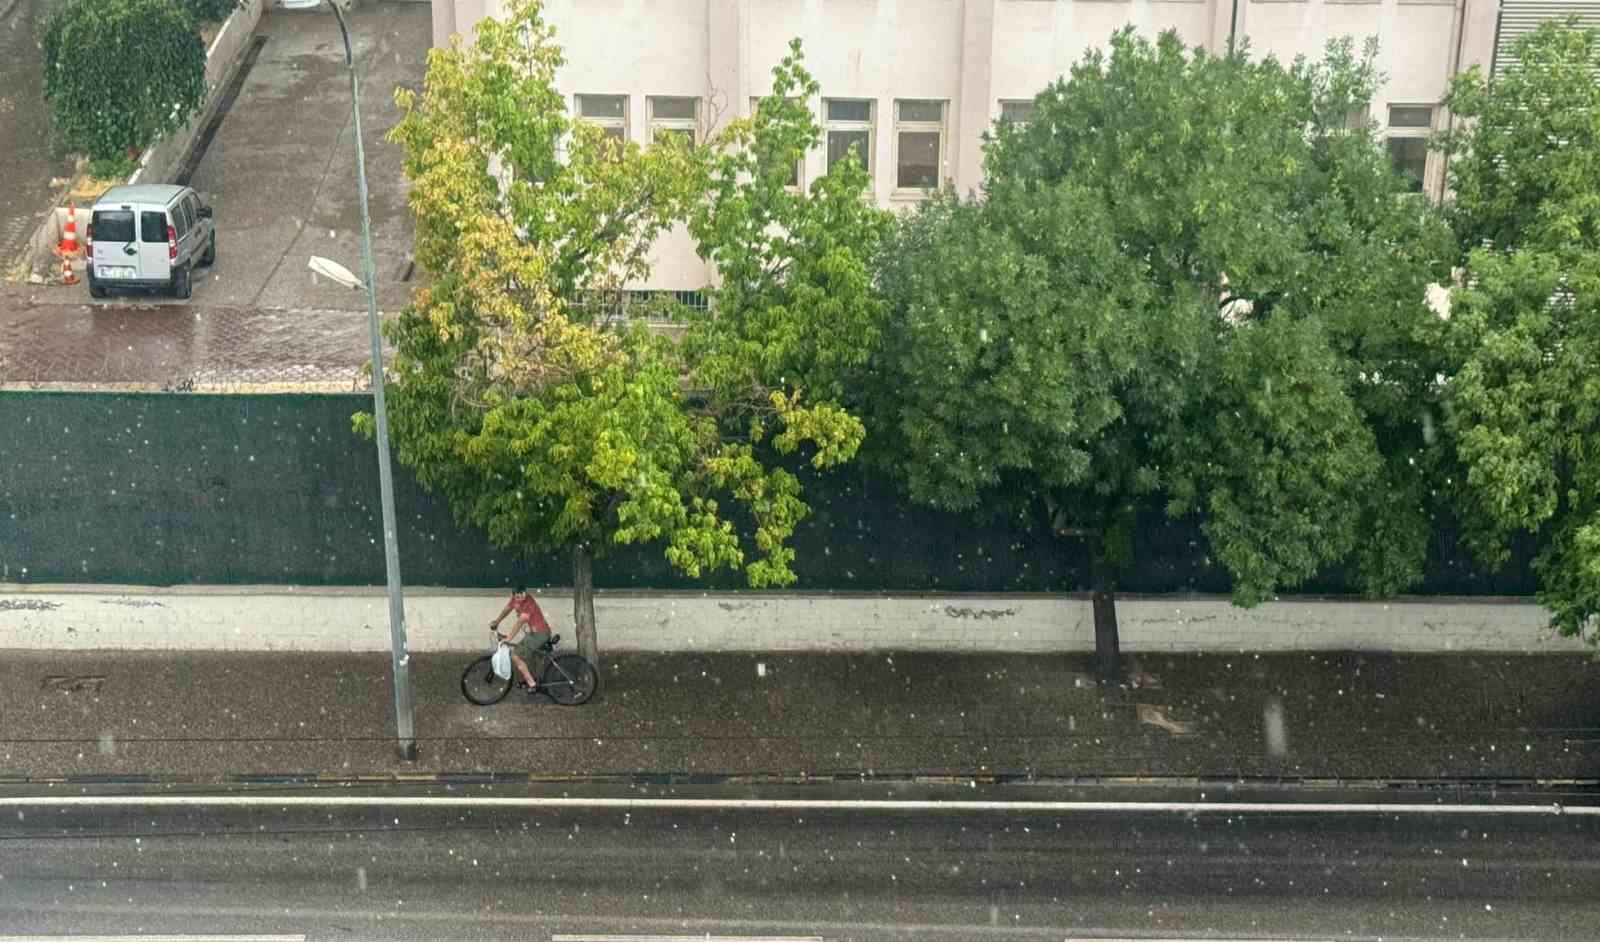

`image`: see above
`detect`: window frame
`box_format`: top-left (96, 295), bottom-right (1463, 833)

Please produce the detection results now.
top-left (998, 99), bottom-right (1035, 126)
top-left (892, 98), bottom-right (948, 197)
top-left (648, 95), bottom-right (700, 148)
top-left (1384, 102), bottom-right (1436, 196)
top-left (823, 98), bottom-right (876, 185)
top-left (751, 96), bottom-right (805, 192)
top-left (575, 94), bottom-right (630, 152)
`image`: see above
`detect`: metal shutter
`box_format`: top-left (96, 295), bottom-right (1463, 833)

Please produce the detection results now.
top-left (1493, 0), bottom-right (1600, 79)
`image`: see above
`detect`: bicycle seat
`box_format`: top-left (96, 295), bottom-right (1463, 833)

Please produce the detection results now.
top-left (538, 633), bottom-right (560, 652)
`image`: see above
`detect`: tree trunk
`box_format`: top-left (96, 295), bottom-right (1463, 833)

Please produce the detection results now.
top-left (1090, 552), bottom-right (1123, 685)
top-left (572, 543), bottom-right (598, 663)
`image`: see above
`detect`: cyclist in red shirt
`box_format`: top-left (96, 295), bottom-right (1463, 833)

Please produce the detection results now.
top-left (490, 584), bottom-right (552, 697)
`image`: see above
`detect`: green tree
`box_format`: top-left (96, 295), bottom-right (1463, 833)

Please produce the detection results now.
top-left (683, 40), bottom-right (895, 544)
top-left (371, 0), bottom-right (863, 661)
top-left (42, 0), bottom-right (207, 163)
top-left (1432, 20), bottom-right (1600, 640)
top-left (872, 30), bottom-right (1455, 679)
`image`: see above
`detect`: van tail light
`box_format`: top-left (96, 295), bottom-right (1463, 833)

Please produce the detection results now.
top-left (85, 224), bottom-right (93, 252)
top-left (167, 225), bottom-right (178, 260)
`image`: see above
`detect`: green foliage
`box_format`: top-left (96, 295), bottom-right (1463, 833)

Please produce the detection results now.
top-left (1436, 19), bottom-right (1600, 255)
top-left (371, 0), bottom-right (866, 639)
top-left (685, 41), bottom-right (893, 466)
top-left (88, 153), bottom-right (140, 181)
top-left (1435, 20), bottom-right (1600, 638)
top-left (178, 0), bottom-right (240, 24)
top-left (873, 29), bottom-right (1456, 606)
top-left (41, 0), bottom-right (208, 162)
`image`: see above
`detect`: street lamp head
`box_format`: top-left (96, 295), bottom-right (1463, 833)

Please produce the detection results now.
top-left (309, 255), bottom-right (365, 290)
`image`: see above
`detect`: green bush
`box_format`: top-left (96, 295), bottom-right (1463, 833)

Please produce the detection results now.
top-left (88, 153), bottom-right (140, 180)
top-left (178, 0), bottom-right (241, 25)
top-left (41, 0), bottom-right (208, 162)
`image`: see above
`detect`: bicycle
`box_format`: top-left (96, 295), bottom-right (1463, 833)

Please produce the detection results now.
top-left (459, 632), bottom-right (599, 706)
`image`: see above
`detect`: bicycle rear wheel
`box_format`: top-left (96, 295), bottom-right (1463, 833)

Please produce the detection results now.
top-left (540, 654), bottom-right (599, 706)
top-left (460, 655), bottom-right (514, 705)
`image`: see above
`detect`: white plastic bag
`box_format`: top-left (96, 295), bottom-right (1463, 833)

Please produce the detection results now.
top-left (491, 644), bottom-right (512, 680)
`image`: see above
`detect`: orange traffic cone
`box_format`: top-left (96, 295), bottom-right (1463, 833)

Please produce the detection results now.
top-left (61, 253), bottom-right (78, 286)
top-left (58, 202), bottom-right (81, 257)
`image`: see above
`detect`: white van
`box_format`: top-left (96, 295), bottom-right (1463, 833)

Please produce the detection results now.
top-left (87, 184), bottom-right (216, 299)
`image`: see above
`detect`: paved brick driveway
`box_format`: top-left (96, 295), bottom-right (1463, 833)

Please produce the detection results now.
top-left (0, 284), bottom-right (385, 389)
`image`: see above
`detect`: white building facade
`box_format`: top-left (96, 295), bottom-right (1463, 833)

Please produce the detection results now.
top-left (427, 0), bottom-right (1564, 292)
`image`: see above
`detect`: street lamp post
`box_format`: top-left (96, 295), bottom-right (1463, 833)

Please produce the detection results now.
top-left (286, 0), bottom-right (416, 760)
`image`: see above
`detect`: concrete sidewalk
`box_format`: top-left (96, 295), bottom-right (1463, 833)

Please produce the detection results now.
top-left (2, 650), bottom-right (1596, 784)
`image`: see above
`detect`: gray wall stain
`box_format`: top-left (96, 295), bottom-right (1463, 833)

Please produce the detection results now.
top-left (0, 598), bottom-right (62, 612)
top-left (99, 598), bottom-right (167, 609)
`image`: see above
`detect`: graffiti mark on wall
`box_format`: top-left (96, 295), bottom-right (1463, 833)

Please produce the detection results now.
top-left (944, 606), bottom-right (1017, 620)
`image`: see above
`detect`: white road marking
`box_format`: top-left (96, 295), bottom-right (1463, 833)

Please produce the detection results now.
top-left (0, 937), bottom-right (304, 942)
top-left (553, 936), bottom-right (823, 942)
top-left (549, 937), bottom-right (1317, 942)
top-left (0, 795), bottom-right (1594, 816)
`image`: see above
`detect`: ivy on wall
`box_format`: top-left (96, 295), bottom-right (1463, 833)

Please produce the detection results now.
top-left (40, 0), bottom-right (239, 164)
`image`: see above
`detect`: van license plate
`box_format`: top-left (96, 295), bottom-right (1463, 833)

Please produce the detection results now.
top-left (101, 267), bottom-right (135, 279)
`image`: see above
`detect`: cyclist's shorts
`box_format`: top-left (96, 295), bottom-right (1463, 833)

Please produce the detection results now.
top-left (515, 632), bottom-right (551, 662)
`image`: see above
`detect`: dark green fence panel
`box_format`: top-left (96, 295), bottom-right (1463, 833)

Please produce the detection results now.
top-left (0, 391), bottom-right (1535, 595)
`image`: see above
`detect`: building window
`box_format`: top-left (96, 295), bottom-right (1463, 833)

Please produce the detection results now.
top-left (576, 94), bottom-right (628, 152)
top-left (824, 99), bottom-right (874, 179)
top-left (649, 96), bottom-right (699, 148)
top-left (752, 97), bottom-right (804, 190)
top-left (999, 100), bottom-right (1035, 125)
top-left (894, 99), bottom-right (946, 193)
top-left (1385, 104), bottom-right (1435, 193)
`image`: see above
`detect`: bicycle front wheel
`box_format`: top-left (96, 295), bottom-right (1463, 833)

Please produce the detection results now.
top-left (540, 654), bottom-right (599, 706)
top-left (461, 655), bottom-right (514, 705)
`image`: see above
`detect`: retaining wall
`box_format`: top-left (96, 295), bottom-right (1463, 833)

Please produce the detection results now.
top-left (129, 0), bottom-right (265, 187)
top-left (0, 586), bottom-right (1585, 654)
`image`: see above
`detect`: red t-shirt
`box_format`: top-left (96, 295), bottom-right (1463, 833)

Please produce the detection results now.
top-left (508, 594), bottom-right (551, 633)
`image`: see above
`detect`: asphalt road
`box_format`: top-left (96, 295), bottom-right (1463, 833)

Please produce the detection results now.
top-left (1, 784), bottom-right (1597, 940)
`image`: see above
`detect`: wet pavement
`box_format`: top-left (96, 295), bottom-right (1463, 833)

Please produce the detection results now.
top-left (8, 793), bottom-right (1599, 940)
top-left (186, 4), bottom-right (422, 313)
top-left (3, 649), bottom-right (1597, 782)
top-left (0, 286), bottom-right (385, 389)
top-left (0, 0), bottom-right (74, 272)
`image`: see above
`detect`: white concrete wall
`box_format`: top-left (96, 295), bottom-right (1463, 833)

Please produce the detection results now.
top-left (0, 587), bottom-right (1588, 653)
top-left (429, 0), bottom-right (1495, 289)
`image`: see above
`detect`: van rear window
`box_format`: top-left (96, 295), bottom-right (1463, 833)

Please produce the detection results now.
top-left (91, 211), bottom-right (134, 243)
top-left (140, 211), bottom-right (169, 243)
